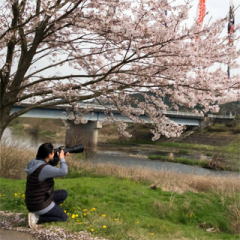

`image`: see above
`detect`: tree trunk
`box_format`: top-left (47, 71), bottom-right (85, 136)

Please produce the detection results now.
top-left (0, 106), bottom-right (12, 142)
top-left (0, 126), bottom-right (5, 141)
top-left (0, 122), bottom-right (7, 142)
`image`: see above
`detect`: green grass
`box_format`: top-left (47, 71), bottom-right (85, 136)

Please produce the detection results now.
top-left (0, 176), bottom-right (239, 240)
top-left (148, 155), bottom-right (209, 168)
top-left (154, 142), bottom-right (216, 151)
top-left (222, 138), bottom-right (240, 154)
top-left (148, 154), bottom-right (240, 172)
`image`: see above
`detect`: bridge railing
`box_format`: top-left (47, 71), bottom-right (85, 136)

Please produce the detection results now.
top-left (13, 103), bottom-right (236, 120)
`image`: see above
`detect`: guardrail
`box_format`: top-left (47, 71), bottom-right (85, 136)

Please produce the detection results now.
top-left (13, 103), bottom-right (235, 120)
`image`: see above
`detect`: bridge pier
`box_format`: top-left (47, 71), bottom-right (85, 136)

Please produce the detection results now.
top-left (199, 116), bottom-right (213, 129)
top-left (65, 120), bottom-right (102, 152)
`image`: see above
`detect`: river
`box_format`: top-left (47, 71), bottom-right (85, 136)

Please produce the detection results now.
top-left (88, 147), bottom-right (239, 177)
top-left (2, 128), bottom-right (239, 178)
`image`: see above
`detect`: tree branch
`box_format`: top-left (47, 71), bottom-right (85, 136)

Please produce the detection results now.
top-left (36, 0), bottom-right (41, 14)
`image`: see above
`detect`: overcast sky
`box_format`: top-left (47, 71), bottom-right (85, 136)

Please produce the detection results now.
top-left (183, 0), bottom-right (240, 75)
top-left (182, 0), bottom-right (240, 31)
top-left (198, 0), bottom-right (240, 24)
top-left (0, 0), bottom-right (239, 75)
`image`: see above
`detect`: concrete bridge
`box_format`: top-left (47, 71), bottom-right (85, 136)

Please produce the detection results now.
top-left (11, 103), bottom-right (235, 150)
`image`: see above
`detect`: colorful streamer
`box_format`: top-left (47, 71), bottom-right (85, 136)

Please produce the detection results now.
top-left (227, 1), bottom-right (235, 78)
top-left (228, 1), bottom-right (235, 45)
top-left (197, 0), bottom-right (206, 24)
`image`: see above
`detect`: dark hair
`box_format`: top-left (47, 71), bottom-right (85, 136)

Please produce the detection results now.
top-left (36, 143), bottom-right (54, 160)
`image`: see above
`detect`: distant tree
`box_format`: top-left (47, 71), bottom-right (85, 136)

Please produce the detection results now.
top-left (220, 101), bottom-right (240, 115)
top-left (0, 0), bottom-right (239, 140)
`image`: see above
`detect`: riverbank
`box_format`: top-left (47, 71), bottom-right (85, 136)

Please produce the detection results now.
top-left (104, 124), bottom-right (240, 172)
top-left (146, 138), bottom-right (240, 171)
top-left (7, 118), bottom-right (240, 172)
top-left (0, 160), bottom-right (240, 240)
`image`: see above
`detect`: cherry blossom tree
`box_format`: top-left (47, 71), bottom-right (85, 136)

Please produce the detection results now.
top-left (0, 0), bottom-right (239, 140)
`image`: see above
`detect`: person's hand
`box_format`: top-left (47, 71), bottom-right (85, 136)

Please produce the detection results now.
top-left (58, 149), bottom-right (65, 159)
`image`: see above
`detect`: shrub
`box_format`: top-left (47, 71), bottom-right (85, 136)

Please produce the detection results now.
top-left (0, 141), bottom-right (34, 179)
top-left (231, 127), bottom-right (240, 134)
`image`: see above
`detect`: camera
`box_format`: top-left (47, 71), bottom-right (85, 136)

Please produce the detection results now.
top-left (49, 144), bottom-right (84, 166)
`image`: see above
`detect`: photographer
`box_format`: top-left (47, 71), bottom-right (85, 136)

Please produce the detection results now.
top-left (25, 143), bottom-right (68, 229)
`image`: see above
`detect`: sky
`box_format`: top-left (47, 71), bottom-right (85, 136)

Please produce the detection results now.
top-left (183, 0), bottom-right (240, 39)
top-left (52, 0), bottom-right (240, 76)
top-left (55, 0), bottom-right (240, 76)
top-left (0, 0), bottom-right (239, 76)
top-left (199, 0), bottom-right (239, 24)
top-left (188, 0), bottom-right (240, 76)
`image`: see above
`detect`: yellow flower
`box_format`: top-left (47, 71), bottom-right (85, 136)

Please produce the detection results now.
top-left (64, 210), bottom-right (67, 213)
top-left (188, 212), bottom-right (194, 218)
top-left (83, 213), bottom-right (87, 216)
top-left (90, 228), bottom-right (95, 232)
top-left (101, 214), bottom-right (106, 217)
top-left (14, 193), bottom-right (18, 197)
top-left (90, 208), bottom-right (96, 211)
top-left (82, 209), bottom-right (88, 212)
top-left (71, 214), bottom-right (77, 219)
top-left (102, 225), bottom-right (107, 229)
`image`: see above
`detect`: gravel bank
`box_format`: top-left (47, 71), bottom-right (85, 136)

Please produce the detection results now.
top-left (0, 211), bottom-right (109, 240)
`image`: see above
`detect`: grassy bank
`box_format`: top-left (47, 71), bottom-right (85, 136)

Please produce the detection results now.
top-left (152, 137), bottom-right (240, 171)
top-left (106, 139), bottom-right (240, 171)
top-left (0, 142), bottom-right (240, 240)
top-left (1, 120), bottom-right (240, 239)
top-left (109, 135), bottom-right (240, 172)
top-left (148, 155), bottom-right (210, 168)
top-left (154, 140), bottom-right (240, 155)
top-left (0, 174), bottom-right (239, 240)
top-left (109, 135), bottom-right (240, 154)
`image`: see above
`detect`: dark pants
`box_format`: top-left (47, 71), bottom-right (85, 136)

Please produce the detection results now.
top-left (38, 190), bottom-right (68, 224)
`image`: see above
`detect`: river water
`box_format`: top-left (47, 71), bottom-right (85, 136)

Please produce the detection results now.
top-left (88, 148), bottom-right (239, 177)
top-left (1, 128), bottom-right (42, 150)
top-left (2, 128), bottom-right (239, 178)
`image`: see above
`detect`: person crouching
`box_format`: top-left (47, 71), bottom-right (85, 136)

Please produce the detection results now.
top-left (25, 143), bottom-right (68, 229)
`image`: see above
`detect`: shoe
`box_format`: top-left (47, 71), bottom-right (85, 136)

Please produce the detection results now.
top-left (28, 212), bottom-right (39, 229)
